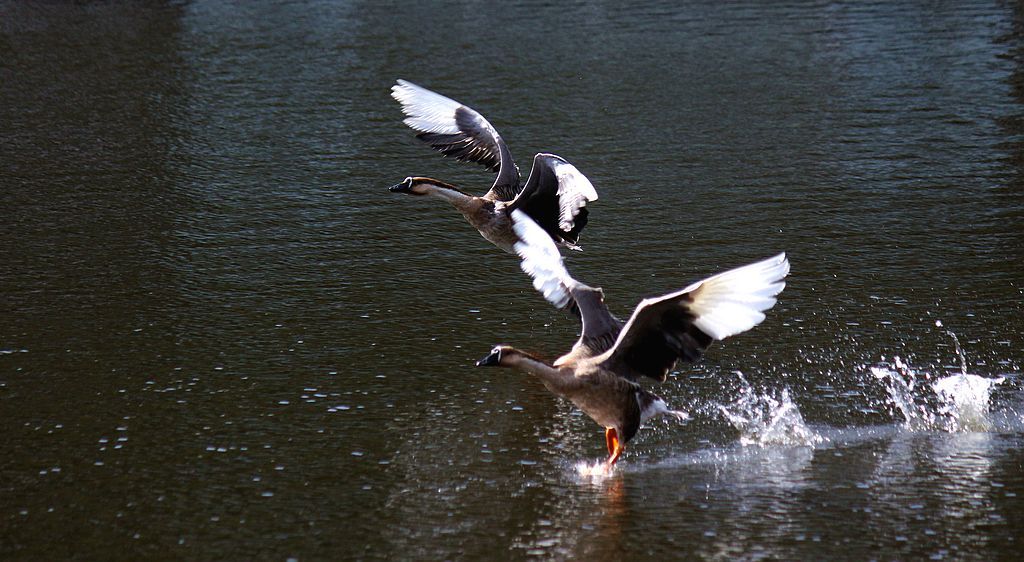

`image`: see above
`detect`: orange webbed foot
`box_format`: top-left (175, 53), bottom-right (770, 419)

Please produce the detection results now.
top-left (604, 428), bottom-right (624, 467)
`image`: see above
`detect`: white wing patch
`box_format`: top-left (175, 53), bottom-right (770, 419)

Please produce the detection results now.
top-left (511, 209), bottom-right (572, 309)
top-left (390, 79), bottom-right (499, 140)
top-left (685, 253), bottom-right (790, 340)
top-left (549, 156), bottom-right (599, 232)
top-left (391, 79), bottom-right (463, 135)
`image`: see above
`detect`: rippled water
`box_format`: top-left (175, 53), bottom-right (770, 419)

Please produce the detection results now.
top-left (3, 1), bottom-right (1024, 560)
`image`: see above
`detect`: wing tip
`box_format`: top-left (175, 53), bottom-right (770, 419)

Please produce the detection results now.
top-left (391, 78), bottom-right (416, 102)
top-left (685, 251), bottom-right (792, 340)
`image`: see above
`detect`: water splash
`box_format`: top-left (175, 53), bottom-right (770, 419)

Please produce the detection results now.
top-left (870, 357), bottom-right (933, 429)
top-left (574, 459), bottom-right (614, 479)
top-left (718, 373), bottom-right (823, 446)
top-left (871, 322), bottom-right (1005, 431)
top-left (937, 320), bottom-right (969, 376)
top-left (932, 373), bottom-right (1004, 431)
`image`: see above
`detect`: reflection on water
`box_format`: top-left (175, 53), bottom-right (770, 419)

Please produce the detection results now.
top-left (3, 1), bottom-right (1024, 560)
top-left (864, 431), bottom-right (1010, 559)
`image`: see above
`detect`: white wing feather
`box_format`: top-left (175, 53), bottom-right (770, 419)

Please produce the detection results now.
top-left (390, 79), bottom-right (464, 135)
top-left (550, 157), bottom-right (599, 232)
top-left (683, 253), bottom-right (790, 340)
top-left (511, 209), bottom-right (573, 309)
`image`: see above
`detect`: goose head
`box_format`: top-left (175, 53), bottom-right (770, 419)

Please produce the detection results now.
top-left (389, 176), bottom-right (466, 196)
top-left (475, 345), bottom-right (551, 369)
top-left (476, 345), bottom-right (513, 367)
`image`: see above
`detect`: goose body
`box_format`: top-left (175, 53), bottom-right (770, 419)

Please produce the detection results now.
top-left (389, 80), bottom-right (598, 253)
top-left (477, 210), bottom-right (791, 468)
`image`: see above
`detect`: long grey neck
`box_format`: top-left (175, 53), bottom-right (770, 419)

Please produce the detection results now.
top-left (507, 353), bottom-right (566, 387)
top-left (422, 184), bottom-right (475, 208)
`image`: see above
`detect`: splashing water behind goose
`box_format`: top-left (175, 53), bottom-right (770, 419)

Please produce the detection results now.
top-left (717, 373), bottom-right (824, 447)
top-left (872, 323), bottom-right (1005, 431)
top-left (932, 373), bottom-right (1005, 431)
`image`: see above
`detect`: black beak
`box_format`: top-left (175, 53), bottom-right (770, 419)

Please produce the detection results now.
top-left (389, 179), bottom-right (413, 193)
top-left (476, 349), bottom-right (501, 367)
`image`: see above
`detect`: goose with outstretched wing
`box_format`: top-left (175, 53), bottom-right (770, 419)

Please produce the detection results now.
top-left (477, 210), bottom-right (790, 469)
top-left (389, 80), bottom-right (598, 254)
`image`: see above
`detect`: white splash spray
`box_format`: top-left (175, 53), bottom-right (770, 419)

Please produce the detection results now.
top-left (871, 321), bottom-right (1005, 432)
top-left (718, 373), bottom-right (823, 446)
top-left (870, 357), bottom-right (933, 430)
top-left (574, 459), bottom-right (615, 479)
top-left (931, 373), bottom-right (1004, 431)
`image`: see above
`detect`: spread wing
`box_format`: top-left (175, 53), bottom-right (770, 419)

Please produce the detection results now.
top-left (391, 79), bottom-right (520, 199)
top-left (511, 209), bottom-right (621, 358)
top-left (599, 253), bottom-right (790, 382)
top-left (508, 153), bottom-right (599, 250)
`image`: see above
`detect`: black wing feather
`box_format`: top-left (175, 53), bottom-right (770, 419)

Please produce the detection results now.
top-left (392, 80), bottom-right (520, 197)
top-left (508, 153), bottom-right (597, 248)
top-left (598, 254), bottom-right (789, 383)
top-left (608, 298), bottom-right (713, 383)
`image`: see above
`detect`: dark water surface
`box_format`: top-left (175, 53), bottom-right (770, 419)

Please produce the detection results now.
top-left (3, 1), bottom-right (1024, 560)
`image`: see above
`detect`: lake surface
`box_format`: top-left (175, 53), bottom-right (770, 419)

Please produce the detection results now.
top-left (3, 1), bottom-right (1023, 560)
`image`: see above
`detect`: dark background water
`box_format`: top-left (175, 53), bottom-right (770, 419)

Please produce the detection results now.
top-left (2, 1), bottom-right (1023, 560)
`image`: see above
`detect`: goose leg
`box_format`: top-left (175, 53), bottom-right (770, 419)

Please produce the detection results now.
top-left (604, 428), bottom-right (624, 466)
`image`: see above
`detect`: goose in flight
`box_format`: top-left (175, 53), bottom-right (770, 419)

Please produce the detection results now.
top-left (477, 210), bottom-right (790, 469)
top-left (389, 79), bottom-right (598, 253)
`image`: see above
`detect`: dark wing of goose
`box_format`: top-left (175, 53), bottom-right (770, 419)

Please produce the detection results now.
top-left (597, 291), bottom-right (714, 383)
top-left (598, 254), bottom-right (790, 382)
top-left (563, 284), bottom-right (624, 361)
top-left (507, 153), bottom-right (598, 249)
top-left (509, 209), bottom-right (620, 358)
top-left (391, 80), bottom-right (520, 199)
